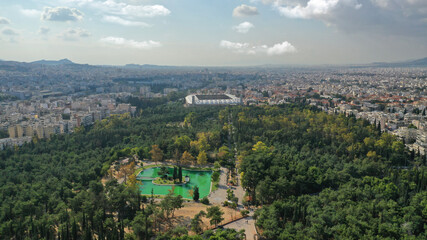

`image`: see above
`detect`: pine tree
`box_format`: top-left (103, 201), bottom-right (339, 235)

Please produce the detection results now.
top-left (193, 186), bottom-right (200, 201)
top-left (72, 219), bottom-right (78, 240)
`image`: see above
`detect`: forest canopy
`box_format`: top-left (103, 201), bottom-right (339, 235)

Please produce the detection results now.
top-left (0, 100), bottom-right (425, 239)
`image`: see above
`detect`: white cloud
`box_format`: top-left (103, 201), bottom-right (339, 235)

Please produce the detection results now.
top-left (39, 27), bottom-right (50, 35)
top-left (2, 27), bottom-right (19, 36)
top-left (20, 9), bottom-right (42, 18)
top-left (220, 40), bottom-right (251, 53)
top-left (266, 41), bottom-right (297, 55)
top-left (58, 28), bottom-right (91, 41)
top-left (220, 40), bottom-right (296, 55)
top-left (268, 0), bottom-right (427, 37)
top-left (103, 15), bottom-right (150, 27)
top-left (0, 17), bottom-right (10, 24)
top-left (66, 0), bottom-right (170, 18)
top-left (275, 0), bottom-right (362, 19)
top-left (233, 21), bottom-right (254, 33)
top-left (116, 4), bottom-right (170, 18)
top-left (233, 4), bottom-right (259, 17)
top-left (42, 7), bottom-right (84, 22)
top-left (100, 37), bottom-right (161, 49)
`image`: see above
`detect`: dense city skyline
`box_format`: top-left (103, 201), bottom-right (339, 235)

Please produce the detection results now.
top-left (1, 0), bottom-right (427, 66)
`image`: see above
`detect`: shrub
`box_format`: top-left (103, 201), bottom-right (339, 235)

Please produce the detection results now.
top-left (240, 210), bottom-right (249, 217)
top-left (201, 197), bottom-right (210, 205)
top-left (212, 171), bottom-right (220, 182)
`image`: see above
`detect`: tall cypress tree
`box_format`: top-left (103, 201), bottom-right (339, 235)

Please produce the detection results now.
top-left (173, 167), bottom-right (177, 181)
top-left (193, 186), bottom-right (200, 201)
top-left (178, 167), bottom-right (183, 183)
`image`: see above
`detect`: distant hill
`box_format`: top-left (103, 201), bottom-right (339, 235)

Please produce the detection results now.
top-left (369, 57), bottom-right (427, 68)
top-left (31, 58), bottom-right (75, 65)
top-left (1, 57), bottom-right (427, 69)
top-left (408, 57), bottom-right (427, 66)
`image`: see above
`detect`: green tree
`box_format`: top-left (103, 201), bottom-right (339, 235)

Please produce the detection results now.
top-left (174, 135), bottom-right (191, 153)
top-left (173, 167), bottom-right (178, 181)
top-left (197, 150), bottom-right (208, 166)
top-left (132, 211), bottom-right (152, 240)
top-left (178, 167), bottom-right (183, 183)
top-left (190, 210), bottom-right (206, 234)
top-left (206, 206), bottom-right (224, 227)
top-left (193, 186), bottom-right (200, 201)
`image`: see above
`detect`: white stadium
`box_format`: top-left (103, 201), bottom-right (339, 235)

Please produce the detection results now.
top-left (185, 94), bottom-right (242, 106)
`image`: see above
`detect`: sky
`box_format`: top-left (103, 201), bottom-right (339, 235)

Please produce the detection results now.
top-left (0, 0), bottom-right (427, 66)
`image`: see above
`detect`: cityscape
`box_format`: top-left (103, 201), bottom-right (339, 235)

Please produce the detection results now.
top-left (2, 60), bottom-right (426, 155)
top-left (1, 1), bottom-right (427, 240)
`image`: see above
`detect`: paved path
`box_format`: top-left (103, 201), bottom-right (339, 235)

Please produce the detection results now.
top-left (223, 216), bottom-right (257, 240)
top-left (234, 174), bottom-right (246, 206)
top-left (208, 167), bottom-right (228, 204)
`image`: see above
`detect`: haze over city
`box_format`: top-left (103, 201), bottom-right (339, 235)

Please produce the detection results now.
top-left (1, 0), bottom-right (427, 66)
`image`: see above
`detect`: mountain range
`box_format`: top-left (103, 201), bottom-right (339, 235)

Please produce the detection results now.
top-left (1, 57), bottom-right (427, 69)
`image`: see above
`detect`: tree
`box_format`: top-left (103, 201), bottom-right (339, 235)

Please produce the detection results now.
top-left (170, 225), bottom-right (188, 238)
top-left (132, 210), bottom-right (152, 240)
top-left (117, 162), bottom-right (136, 184)
top-left (190, 133), bottom-right (211, 154)
top-left (218, 146), bottom-right (232, 161)
top-left (72, 218), bottom-right (79, 240)
top-left (212, 171), bottom-right (220, 183)
top-left (197, 151), bottom-right (208, 166)
top-left (160, 192), bottom-right (175, 219)
top-left (160, 191), bottom-right (183, 219)
top-left (171, 195), bottom-right (184, 217)
top-left (196, 132), bottom-right (210, 152)
top-left (173, 149), bottom-right (181, 165)
top-left (252, 141), bottom-right (269, 152)
top-left (173, 167), bottom-right (178, 181)
top-left (149, 145), bottom-right (163, 163)
top-left (214, 161), bottom-right (221, 170)
top-left (174, 136), bottom-right (191, 153)
top-left (193, 186), bottom-right (200, 201)
top-left (158, 166), bottom-right (168, 179)
top-left (190, 210), bottom-right (206, 234)
top-left (181, 151), bottom-right (195, 165)
top-left (206, 206), bottom-right (224, 227)
top-left (178, 167), bottom-right (183, 183)
top-left (184, 112), bottom-right (196, 126)
top-left (127, 174), bottom-right (139, 189)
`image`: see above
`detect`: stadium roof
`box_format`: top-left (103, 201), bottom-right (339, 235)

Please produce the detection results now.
top-left (195, 94), bottom-right (231, 100)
